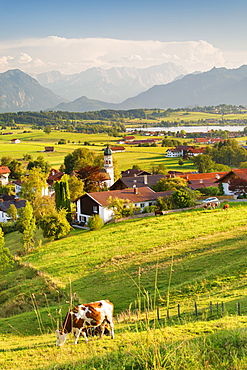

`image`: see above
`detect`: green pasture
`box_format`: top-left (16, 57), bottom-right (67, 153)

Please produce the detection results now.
top-left (0, 129), bottom-right (196, 171)
top-left (2, 203), bottom-right (247, 368)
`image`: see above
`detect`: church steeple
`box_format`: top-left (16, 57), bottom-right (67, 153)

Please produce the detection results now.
top-left (104, 145), bottom-right (114, 187)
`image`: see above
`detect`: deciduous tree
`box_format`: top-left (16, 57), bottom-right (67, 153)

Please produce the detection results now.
top-left (0, 227), bottom-right (13, 271)
top-left (17, 201), bottom-right (36, 253)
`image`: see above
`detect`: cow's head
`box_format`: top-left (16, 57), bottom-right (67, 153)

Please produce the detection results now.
top-left (56, 329), bottom-right (68, 346)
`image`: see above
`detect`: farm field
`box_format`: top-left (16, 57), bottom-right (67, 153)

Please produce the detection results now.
top-left (2, 203), bottom-right (247, 368)
top-left (0, 128), bottom-right (196, 171)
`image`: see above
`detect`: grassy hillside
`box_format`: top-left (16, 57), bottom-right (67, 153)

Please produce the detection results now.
top-left (2, 203), bottom-right (247, 368)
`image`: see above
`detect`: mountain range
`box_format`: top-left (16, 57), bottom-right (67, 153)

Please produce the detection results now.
top-left (1, 65), bottom-right (247, 113)
top-left (31, 63), bottom-right (187, 103)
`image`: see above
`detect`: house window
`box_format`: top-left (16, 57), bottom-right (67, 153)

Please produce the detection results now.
top-left (149, 202), bottom-right (153, 206)
top-left (93, 206), bottom-right (98, 213)
top-left (140, 203), bottom-right (144, 208)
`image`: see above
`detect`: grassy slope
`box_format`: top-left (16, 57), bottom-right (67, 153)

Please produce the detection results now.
top-left (2, 203), bottom-right (247, 368)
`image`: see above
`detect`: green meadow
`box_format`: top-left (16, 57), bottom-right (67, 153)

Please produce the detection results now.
top-left (2, 203), bottom-right (247, 369)
top-left (0, 128), bottom-right (196, 171)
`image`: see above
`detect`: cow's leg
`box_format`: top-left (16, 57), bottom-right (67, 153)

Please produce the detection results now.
top-left (81, 330), bottom-right (88, 343)
top-left (73, 328), bottom-right (82, 344)
top-left (109, 320), bottom-right (114, 339)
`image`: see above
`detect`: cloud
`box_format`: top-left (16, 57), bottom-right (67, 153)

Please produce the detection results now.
top-left (0, 36), bottom-right (226, 74)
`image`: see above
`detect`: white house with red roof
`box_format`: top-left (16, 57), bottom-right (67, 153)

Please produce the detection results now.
top-left (74, 187), bottom-right (173, 225)
top-left (215, 168), bottom-right (247, 196)
top-left (0, 166), bottom-right (10, 185)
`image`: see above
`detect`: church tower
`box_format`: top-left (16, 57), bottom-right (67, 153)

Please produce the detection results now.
top-left (104, 145), bottom-right (114, 187)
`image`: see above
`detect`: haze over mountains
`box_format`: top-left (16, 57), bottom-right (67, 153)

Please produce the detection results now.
top-left (0, 64), bottom-right (247, 113)
top-left (31, 63), bottom-right (187, 103)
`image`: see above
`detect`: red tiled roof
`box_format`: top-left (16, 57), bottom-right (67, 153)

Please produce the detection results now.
top-left (77, 187), bottom-right (172, 206)
top-left (179, 171), bottom-right (228, 181)
top-left (0, 166), bottom-right (10, 174)
top-left (216, 168), bottom-right (247, 182)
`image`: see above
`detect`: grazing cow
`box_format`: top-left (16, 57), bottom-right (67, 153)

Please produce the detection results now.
top-left (222, 203), bottom-right (230, 210)
top-left (203, 201), bottom-right (220, 210)
top-left (155, 210), bottom-right (165, 216)
top-left (56, 300), bottom-right (114, 346)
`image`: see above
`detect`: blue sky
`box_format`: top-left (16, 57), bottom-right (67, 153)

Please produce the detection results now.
top-left (0, 0), bottom-right (247, 74)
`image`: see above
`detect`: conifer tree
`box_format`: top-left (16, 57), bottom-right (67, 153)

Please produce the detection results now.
top-left (54, 175), bottom-right (72, 222)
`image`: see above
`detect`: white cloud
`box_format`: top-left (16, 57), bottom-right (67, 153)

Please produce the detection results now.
top-left (0, 36), bottom-right (228, 74)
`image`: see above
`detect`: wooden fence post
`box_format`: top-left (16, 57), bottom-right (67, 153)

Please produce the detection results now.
top-left (156, 306), bottom-right (160, 321)
top-left (194, 302), bottom-right (198, 317)
top-left (238, 302), bottom-right (241, 316)
top-left (221, 302), bottom-right (225, 315)
top-left (210, 301), bottom-right (213, 315)
top-left (177, 303), bottom-right (181, 318)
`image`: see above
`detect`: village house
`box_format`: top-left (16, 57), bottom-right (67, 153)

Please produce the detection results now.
top-left (110, 174), bottom-right (164, 190)
top-left (0, 198), bottom-right (26, 223)
top-left (0, 166), bottom-right (10, 185)
top-left (121, 169), bottom-right (152, 177)
top-left (74, 187), bottom-right (173, 225)
top-left (44, 146), bottom-right (55, 152)
top-left (215, 168), bottom-right (247, 196)
top-left (178, 171), bottom-right (228, 190)
top-left (11, 138), bottom-right (20, 144)
top-left (166, 145), bottom-right (195, 158)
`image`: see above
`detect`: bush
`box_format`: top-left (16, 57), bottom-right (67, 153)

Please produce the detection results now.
top-left (0, 221), bottom-right (17, 234)
top-left (87, 214), bottom-right (104, 230)
top-left (199, 186), bottom-right (220, 196)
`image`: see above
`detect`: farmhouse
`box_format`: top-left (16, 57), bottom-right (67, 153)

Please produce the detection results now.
top-left (215, 168), bottom-right (247, 196)
top-left (44, 146), bottom-right (55, 152)
top-left (0, 198), bottom-right (26, 223)
top-left (166, 145), bottom-right (195, 158)
top-left (0, 166), bottom-right (10, 185)
top-left (11, 138), bottom-right (20, 144)
top-left (180, 171), bottom-right (228, 190)
top-left (110, 174), bottom-right (164, 190)
top-left (47, 169), bottom-right (65, 186)
top-left (74, 187), bottom-right (173, 224)
top-left (121, 169), bottom-right (152, 177)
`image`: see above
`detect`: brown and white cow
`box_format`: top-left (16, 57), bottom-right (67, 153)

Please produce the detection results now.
top-left (56, 299), bottom-right (114, 346)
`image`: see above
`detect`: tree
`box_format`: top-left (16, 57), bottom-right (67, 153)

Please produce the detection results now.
top-left (0, 227), bottom-right (13, 271)
top-left (6, 204), bottom-right (17, 221)
top-left (43, 126), bottom-right (52, 135)
top-left (54, 175), bottom-right (72, 222)
top-left (20, 167), bottom-right (47, 203)
top-left (192, 155), bottom-right (216, 173)
top-left (27, 155), bottom-right (50, 173)
top-left (178, 158), bottom-right (184, 166)
top-left (63, 148), bottom-right (103, 174)
top-left (32, 195), bottom-right (56, 226)
top-left (17, 201), bottom-right (36, 253)
top-left (68, 175), bottom-right (85, 201)
top-left (171, 188), bottom-right (199, 209)
top-left (155, 196), bottom-right (173, 211)
top-left (150, 164), bottom-right (168, 175)
top-left (107, 196), bottom-right (140, 219)
top-left (152, 177), bottom-right (187, 192)
top-left (40, 209), bottom-right (71, 240)
top-left (76, 165), bottom-right (107, 193)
